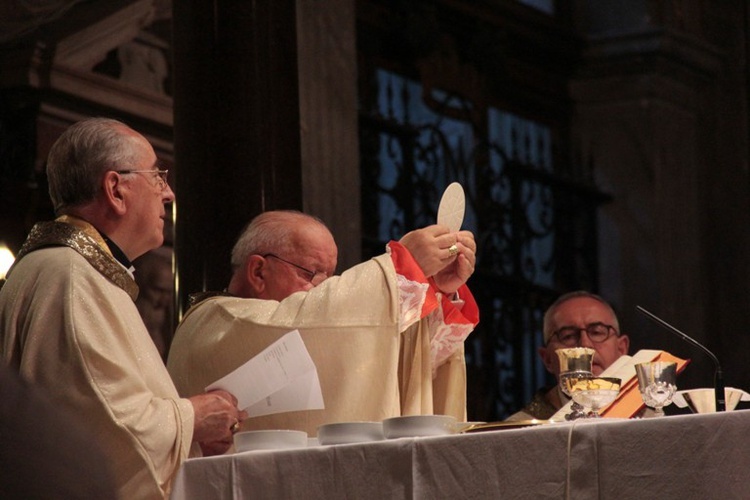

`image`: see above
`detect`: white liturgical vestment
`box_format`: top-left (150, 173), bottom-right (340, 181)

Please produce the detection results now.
top-left (0, 217), bottom-right (194, 500)
top-left (167, 241), bottom-right (479, 437)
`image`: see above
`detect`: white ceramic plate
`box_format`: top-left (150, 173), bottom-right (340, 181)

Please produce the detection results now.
top-left (317, 422), bottom-right (384, 445)
top-left (382, 415), bottom-right (457, 439)
top-left (234, 430), bottom-right (308, 453)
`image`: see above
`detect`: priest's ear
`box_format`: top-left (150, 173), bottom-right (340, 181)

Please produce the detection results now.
top-left (244, 255), bottom-right (268, 296)
top-left (101, 170), bottom-right (129, 215)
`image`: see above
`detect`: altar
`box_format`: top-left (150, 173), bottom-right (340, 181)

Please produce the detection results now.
top-left (170, 410), bottom-right (750, 499)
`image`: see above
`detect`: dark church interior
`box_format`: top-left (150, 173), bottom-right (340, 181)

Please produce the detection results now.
top-left (1, 0), bottom-right (749, 423)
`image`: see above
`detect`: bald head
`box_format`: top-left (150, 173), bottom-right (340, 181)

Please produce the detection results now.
top-left (230, 211), bottom-right (331, 269)
top-left (228, 211), bottom-right (338, 300)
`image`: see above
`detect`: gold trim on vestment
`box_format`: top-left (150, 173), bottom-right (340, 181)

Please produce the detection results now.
top-left (9, 216), bottom-right (139, 301)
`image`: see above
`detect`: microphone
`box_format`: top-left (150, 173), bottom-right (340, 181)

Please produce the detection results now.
top-left (636, 305), bottom-right (725, 412)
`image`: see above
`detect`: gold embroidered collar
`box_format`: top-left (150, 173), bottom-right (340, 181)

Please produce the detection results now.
top-left (10, 216), bottom-right (139, 301)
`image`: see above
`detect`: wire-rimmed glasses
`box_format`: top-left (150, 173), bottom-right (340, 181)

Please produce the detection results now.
top-left (262, 253), bottom-right (328, 286)
top-left (116, 169), bottom-right (170, 191)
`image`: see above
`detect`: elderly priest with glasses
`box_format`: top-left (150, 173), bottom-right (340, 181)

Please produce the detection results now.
top-left (506, 291), bottom-right (630, 421)
top-left (167, 210), bottom-right (479, 444)
top-left (0, 118), bottom-right (245, 500)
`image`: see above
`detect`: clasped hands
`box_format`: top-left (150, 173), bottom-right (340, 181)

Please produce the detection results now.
top-left (399, 225), bottom-right (476, 295)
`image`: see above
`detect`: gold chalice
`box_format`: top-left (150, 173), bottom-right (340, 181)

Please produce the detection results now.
top-left (556, 348), bottom-right (595, 420)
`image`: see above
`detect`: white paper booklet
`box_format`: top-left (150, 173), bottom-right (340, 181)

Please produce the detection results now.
top-left (205, 330), bottom-right (325, 418)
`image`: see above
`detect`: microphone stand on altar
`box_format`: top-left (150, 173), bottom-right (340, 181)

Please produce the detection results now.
top-left (636, 305), bottom-right (726, 412)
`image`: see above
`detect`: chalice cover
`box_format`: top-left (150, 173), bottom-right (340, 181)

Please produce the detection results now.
top-left (437, 182), bottom-right (465, 232)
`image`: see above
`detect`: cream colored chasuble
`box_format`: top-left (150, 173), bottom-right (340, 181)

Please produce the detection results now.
top-left (0, 217), bottom-right (193, 500)
top-left (168, 242), bottom-right (478, 437)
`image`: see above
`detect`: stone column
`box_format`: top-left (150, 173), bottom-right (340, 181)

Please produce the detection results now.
top-left (172, 0), bottom-right (360, 316)
top-left (569, 1), bottom-right (747, 389)
top-left (172, 0), bottom-right (303, 316)
top-left (297, 0), bottom-right (361, 271)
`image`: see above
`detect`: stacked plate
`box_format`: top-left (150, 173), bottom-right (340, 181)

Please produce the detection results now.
top-left (234, 430), bottom-right (308, 452)
top-left (318, 415), bottom-right (462, 444)
top-left (381, 415), bottom-right (457, 439)
top-left (317, 422), bottom-right (385, 445)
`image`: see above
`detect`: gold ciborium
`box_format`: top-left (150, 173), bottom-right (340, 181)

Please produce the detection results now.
top-left (556, 347), bottom-right (595, 420)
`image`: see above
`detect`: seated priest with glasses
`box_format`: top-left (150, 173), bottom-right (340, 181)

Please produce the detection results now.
top-left (505, 291), bottom-right (630, 421)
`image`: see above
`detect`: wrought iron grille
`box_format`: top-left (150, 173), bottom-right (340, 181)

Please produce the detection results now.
top-left (359, 68), bottom-right (609, 421)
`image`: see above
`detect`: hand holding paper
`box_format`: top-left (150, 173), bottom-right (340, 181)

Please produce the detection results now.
top-left (206, 330), bottom-right (324, 418)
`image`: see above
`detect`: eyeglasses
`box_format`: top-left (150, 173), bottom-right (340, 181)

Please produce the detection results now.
top-left (262, 253), bottom-right (328, 286)
top-left (549, 322), bottom-right (618, 347)
top-left (116, 169), bottom-right (170, 191)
